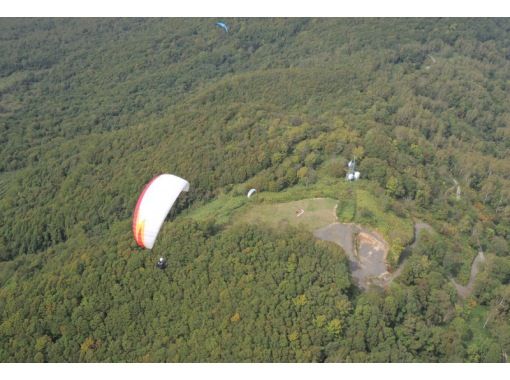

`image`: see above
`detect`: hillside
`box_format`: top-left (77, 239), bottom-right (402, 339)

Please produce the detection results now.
top-left (0, 18), bottom-right (509, 362)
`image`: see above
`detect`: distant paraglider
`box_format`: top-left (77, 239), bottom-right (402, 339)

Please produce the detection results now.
top-left (132, 174), bottom-right (190, 249)
top-left (215, 21), bottom-right (229, 33)
top-left (247, 188), bottom-right (257, 198)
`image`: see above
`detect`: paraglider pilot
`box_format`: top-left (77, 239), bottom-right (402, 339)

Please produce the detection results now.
top-left (156, 257), bottom-right (167, 270)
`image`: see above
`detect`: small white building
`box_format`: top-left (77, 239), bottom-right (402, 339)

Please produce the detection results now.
top-left (346, 158), bottom-right (360, 181)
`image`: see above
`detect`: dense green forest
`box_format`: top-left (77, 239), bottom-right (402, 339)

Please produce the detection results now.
top-left (0, 18), bottom-right (509, 362)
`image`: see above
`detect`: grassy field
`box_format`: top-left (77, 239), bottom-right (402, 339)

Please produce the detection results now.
top-left (185, 180), bottom-right (348, 225)
top-left (184, 195), bottom-right (249, 225)
top-left (234, 197), bottom-right (339, 232)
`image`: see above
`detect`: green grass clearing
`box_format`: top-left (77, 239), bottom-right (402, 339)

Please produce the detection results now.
top-left (185, 195), bottom-right (248, 225)
top-left (234, 197), bottom-right (339, 232)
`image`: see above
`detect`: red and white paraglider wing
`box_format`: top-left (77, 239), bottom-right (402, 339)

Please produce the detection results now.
top-left (132, 174), bottom-right (190, 249)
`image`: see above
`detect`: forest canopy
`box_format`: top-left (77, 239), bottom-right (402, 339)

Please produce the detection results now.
top-left (0, 18), bottom-right (509, 362)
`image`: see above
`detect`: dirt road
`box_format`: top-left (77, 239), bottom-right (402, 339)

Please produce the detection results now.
top-left (451, 249), bottom-right (486, 298)
top-left (388, 221), bottom-right (433, 281)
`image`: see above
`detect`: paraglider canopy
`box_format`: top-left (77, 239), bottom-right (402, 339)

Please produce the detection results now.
top-left (216, 22), bottom-right (229, 33)
top-left (132, 174), bottom-right (190, 249)
top-left (247, 188), bottom-right (257, 198)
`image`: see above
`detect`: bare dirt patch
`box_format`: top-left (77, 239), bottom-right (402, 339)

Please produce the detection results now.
top-left (315, 221), bottom-right (438, 289)
top-left (314, 223), bottom-right (390, 289)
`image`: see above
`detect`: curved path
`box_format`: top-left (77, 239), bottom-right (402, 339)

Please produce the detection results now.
top-left (390, 221), bottom-right (486, 299)
top-left (387, 221), bottom-right (432, 281)
top-left (451, 249), bottom-right (486, 298)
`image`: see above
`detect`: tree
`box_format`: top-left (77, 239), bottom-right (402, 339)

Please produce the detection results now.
top-left (386, 176), bottom-right (405, 198)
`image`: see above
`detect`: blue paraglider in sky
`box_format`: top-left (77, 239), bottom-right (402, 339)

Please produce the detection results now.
top-left (216, 22), bottom-right (229, 33)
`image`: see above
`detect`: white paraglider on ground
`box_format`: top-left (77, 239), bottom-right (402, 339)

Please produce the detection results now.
top-left (247, 188), bottom-right (257, 198)
top-left (132, 174), bottom-right (190, 249)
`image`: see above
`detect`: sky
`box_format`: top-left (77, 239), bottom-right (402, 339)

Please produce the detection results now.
top-left (1, 3), bottom-right (509, 377)
top-left (3, 0), bottom-right (510, 17)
